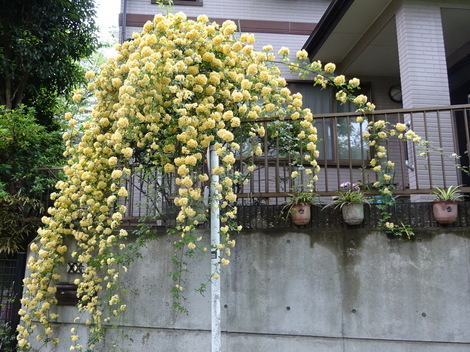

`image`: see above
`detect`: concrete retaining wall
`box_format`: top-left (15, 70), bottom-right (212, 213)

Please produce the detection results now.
top-left (40, 228), bottom-right (470, 351)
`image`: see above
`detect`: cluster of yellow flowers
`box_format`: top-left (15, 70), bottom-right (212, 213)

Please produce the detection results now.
top-left (362, 120), bottom-right (408, 189)
top-left (359, 117), bottom-right (433, 237)
top-left (18, 13), bottom-right (324, 350)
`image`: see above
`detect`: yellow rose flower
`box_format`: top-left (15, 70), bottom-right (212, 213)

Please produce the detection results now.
top-left (199, 174), bottom-right (209, 182)
top-left (353, 94), bottom-right (368, 105)
top-left (85, 70), bottom-right (95, 79)
top-left (324, 62), bottom-right (336, 72)
top-left (118, 187), bottom-right (128, 197)
top-left (181, 176), bottom-right (193, 188)
top-left (122, 147), bottom-right (133, 158)
top-left (226, 192), bottom-right (237, 202)
top-left (296, 49), bottom-right (308, 60)
top-left (197, 14), bottom-right (209, 23)
top-left (212, 166), bottom-right (225, 175)
top-left (111, 170), bottom-right (123, 179)
top-left (348, 77), bottom-right (360, 86)
top-left (378, 131), bottom-right (387, 139)
top-left (278, 47), bottom-right (290, 56)
top-left (164, 163), bottom-right (175, 173)
top-left (333, 75), bottom-right (345, 85)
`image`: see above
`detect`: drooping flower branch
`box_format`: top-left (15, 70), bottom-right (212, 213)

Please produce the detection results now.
top-left (288, 53), bottom-right (462, 237)
top-left (17, 13), bottom-right (336, 350)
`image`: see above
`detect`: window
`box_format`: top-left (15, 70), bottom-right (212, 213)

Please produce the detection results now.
top-left (151, 0), bottom-right (203, 5)
top-left (288, 82), bottom-right (371, 165)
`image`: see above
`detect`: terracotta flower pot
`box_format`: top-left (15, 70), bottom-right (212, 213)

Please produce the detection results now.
top-left (290, 204), bottom-right (311, 225)
top-left (341, 202), bottom-right (364, 225)
top-left (433, 201), bottom-right (458, 224)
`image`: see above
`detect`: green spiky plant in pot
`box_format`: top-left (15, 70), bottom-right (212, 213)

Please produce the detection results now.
top-left (283, 191), bottom-right (317, 226)
top-left (432, 185), bottom-right (463, 224)
top-left (324, 182), bottom-right (369, 225)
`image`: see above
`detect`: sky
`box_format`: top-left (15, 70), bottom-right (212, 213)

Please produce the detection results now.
top-left (95, 0), bottom-right (120, 40)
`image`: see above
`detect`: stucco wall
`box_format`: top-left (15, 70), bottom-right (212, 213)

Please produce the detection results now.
top-left (40, 227), bottom-right (470, 351)
top-left (125, 0), bottom-right (330, 23)
top-left (121, 0), bottom-right (328, 79)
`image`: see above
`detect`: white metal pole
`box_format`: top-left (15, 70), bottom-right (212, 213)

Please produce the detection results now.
top-left (210, 143), bottom-right (221, 352)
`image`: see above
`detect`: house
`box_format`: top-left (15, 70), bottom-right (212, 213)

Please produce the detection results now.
top-left (118, 0), bottom-right (470, 200)
top-left (304, 0), bottom-right (470, 109)
top-left (302, 0), bottom-right (470, 191)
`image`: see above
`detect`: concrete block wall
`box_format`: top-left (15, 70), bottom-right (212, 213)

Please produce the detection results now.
top-left (37, 228), bottom-right (470, 351)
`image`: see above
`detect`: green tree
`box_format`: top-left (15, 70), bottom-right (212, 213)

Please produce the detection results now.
top-left (0, 0), bottom-right (99, 255)
top-left (0, 106), bottom-right (63, 254)
top-left (0, 106), bottom-right (62, 196)
top-left (0, 0), bottom-right (98, 127)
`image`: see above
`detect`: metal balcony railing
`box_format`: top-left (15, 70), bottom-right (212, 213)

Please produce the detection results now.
top-left (121, 104), bottom-right (470, 220)
top-left (40, 105), bottom-right (470, 223)
top-left (238, 104), bottom-right (470, 198)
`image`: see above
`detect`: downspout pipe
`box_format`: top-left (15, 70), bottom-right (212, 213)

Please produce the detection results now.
top-left (120, 0), bottom-right (128, 43)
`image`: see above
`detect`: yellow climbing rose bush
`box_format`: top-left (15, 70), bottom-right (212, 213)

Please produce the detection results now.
top-left (18, 13), bottom-right (375, 351)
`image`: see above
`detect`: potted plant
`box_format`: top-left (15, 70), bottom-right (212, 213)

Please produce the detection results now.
top-left (432, 185), bottom-right (463, 224)
top-left (283, 191), bottom-right (317, 225)
top-left (323, 182), bottom-right (369, 225)
top-left (324, 189), bottom-right (369, 225)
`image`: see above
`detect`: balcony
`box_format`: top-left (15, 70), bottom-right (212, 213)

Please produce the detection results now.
top-left (42, 105), bottom-right (470, 231)
top-left (115, 104), bottom-right (470, 230)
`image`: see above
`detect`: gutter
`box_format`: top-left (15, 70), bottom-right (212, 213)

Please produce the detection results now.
top-left (120, 0), bottom-right (128, 43)
top-left (302, 0), bottom-right (354, 60)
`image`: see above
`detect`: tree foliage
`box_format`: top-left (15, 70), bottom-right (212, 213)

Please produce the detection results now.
top-left (0, 105), bottom-right (63, 255)
top-left (0, 194), bottom-right (44, 255)
top-left (0, 0), bottom-right (98, 126)
top-left (0, 105), bottom-right (63, 197)
top-left (0, 0), bottom-right (99, 254)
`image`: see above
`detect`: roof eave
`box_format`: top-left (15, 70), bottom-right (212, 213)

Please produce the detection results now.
top-left (303, 0), bottom-right (355, 60)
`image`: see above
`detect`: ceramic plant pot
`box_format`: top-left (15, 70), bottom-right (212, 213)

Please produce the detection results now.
top-left (433, 201), bottom-right (458, 224)
top-left (341, 202), bottom-right (364, 225)
top-left (290, 204), bottom-right (311, 225)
